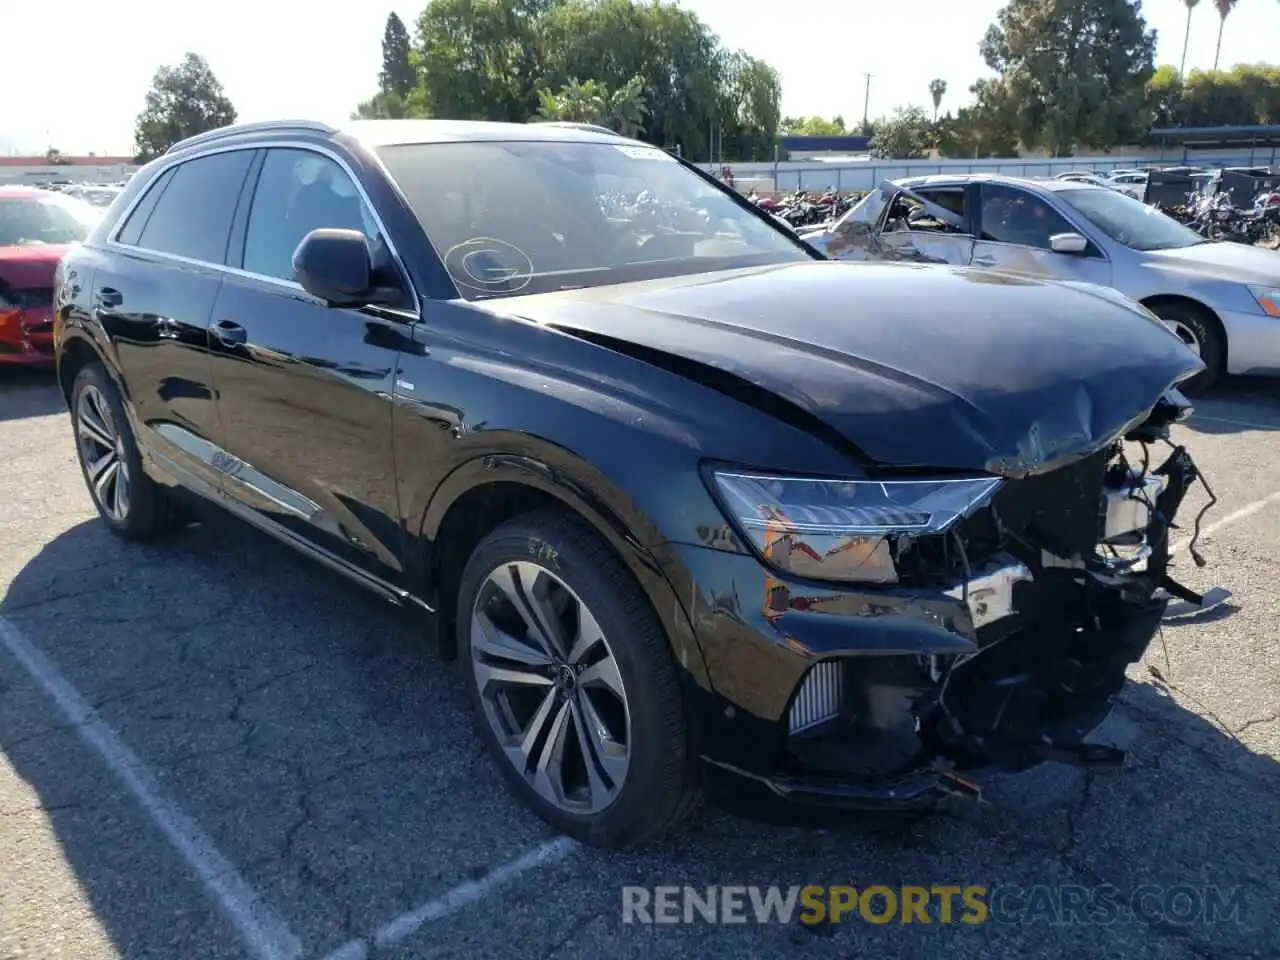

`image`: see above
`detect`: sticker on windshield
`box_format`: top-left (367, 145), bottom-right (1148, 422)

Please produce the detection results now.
top-left (614, 145), bottom-right (675, 161)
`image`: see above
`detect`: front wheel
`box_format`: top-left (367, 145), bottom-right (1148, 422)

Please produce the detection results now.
top-left (1148, 301), bottom-right (1225, 395)
top-left (457, 508), bottom-right (700, 848)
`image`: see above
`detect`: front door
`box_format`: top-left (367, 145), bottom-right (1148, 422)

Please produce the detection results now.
top-left (971, 183), bottom-right (1112, 287)
top-left (871, 186), bottom-right (975, 266)
top-left (206, 146), bottom-right (415, 585)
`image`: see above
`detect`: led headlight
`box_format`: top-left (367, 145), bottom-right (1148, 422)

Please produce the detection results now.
top-left (1247, 285), bottom-right (1280, 318)
top-left (710, 470), bottom-right (1004, 584)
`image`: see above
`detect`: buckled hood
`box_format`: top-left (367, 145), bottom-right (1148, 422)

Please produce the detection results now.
top-left (501, 260), bottom-right (1203, 476)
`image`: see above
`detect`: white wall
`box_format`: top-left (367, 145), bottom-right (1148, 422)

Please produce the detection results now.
top-left (0, 163), bottom-right (138, 184)
top-left (719, 145), bottom-right (1279, 194)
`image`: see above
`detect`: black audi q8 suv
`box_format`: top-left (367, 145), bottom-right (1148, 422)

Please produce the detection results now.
top-left (53, 119), bottom-right (1213, 848)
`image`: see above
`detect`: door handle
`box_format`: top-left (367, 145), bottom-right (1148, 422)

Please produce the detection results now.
top-left (94, 287), bottom-right (123, 309)
top-left (972, 255), bottom-right (997, 267)
top-left (212, 320), bottom-right (247, 346)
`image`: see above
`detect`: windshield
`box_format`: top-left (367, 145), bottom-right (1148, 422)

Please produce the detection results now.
top-left (0, 193), bottom-right (99, 247)
top-left (1056, 187), bottom-right (1205, 251)
top-left (378, 140), bottom-right (811, 299)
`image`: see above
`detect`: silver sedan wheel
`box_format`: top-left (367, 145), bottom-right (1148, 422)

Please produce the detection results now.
top-left (1162, 319), bottom-right (1202, 357)
top-left (470, 561), bottom-right (631, 815)
top-left (76, 384), bottom-right (129, 521)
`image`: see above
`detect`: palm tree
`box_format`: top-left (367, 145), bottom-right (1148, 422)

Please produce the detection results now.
top-left (604, 76), bottom-right (649, 138)
top-left (535, 76), bottom-right (648, 137)
top-left (928, 79), bottom-right (947, 122)
top-left (1212, 0), bottom-right (1238, 71)
top-left (535, 78), bottom-right (608, 124)
top-left (1179, 0), bottom-right (1202, 77)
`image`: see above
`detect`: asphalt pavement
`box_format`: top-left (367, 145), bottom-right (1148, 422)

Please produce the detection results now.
top-left (2, 367), bottom-right (1278, 960)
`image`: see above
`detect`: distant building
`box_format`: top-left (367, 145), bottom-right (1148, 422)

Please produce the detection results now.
top-left (780, 135), bottom-right (872, 160)
top-left (0, 155), bottom-right (139, 184)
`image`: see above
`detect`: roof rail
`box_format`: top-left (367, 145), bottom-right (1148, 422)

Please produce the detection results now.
top-left (534, 121), bottom-right (623, 137)
top-left (165, 119), bottom-right (338, 155)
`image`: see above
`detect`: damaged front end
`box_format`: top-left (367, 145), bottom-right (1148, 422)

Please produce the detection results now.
top-left (707, 389), bottom-right (1219, 809)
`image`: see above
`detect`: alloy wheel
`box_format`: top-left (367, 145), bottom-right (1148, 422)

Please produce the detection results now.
top-left (469, 560), bottom-right (631, 815)
top-left (76, 384), bottom-right (130, 521)
top-left (1161, 319), bottom-right (1202, 357)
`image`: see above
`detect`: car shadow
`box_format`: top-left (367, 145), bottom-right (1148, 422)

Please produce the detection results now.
top-left (0, 367), bottom-right (63, 421)
top-left (1184, 377), bottom-right (1280, 435)
top-left (2, 514), bottom-right (1277, 957)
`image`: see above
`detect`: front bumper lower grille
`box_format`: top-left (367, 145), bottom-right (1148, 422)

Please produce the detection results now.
top-left (788, 660), bottom-right (844, 734)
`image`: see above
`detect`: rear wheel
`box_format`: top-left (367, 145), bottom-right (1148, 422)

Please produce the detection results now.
top-left (457, 507), bottom-right (700, 848)
top-left (1147, 301), bottom-right (1225, 395)
top-left (70, 362), bottom-right (190, 540)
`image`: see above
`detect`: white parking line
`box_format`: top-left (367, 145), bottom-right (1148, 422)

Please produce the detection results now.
top-left (0, 616), bottom-right (303, 960)
top-left (321, 836), bottom-right (579, 960)
top-left (1172, 489), bottom-right (1280, 555)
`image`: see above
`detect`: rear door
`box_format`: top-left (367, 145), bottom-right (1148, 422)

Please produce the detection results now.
top-left (970, 183), bottom-right (1112, 287)
top-left (206, 146), bottom-right (413, 585)
top-left (94, 149), bottom-right (257, 495)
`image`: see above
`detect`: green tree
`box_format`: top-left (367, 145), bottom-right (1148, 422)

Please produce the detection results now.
top-left (379, 0), bottom-right (782, 161)
top-left (605, 75), bottom-right (650, 136)
top-left (535, 78), bottom-right (608, 123)
top-left (780, 116), bottom-right (849, 136)
top-left (45, 147), bottom-right (66, 165)
top-left (379, 12), bottom-right (417, 97)
top-left (1142, 63), bottom-right (1280, 131)
top-left (535, 0), bottom-right (726, 158)
top-left (869, 105), bottom-right (932, 159)
top-left (980, 0), bottom-right (1156, 155)
top-left (416, 0), bottom-right (547, 123)
top-left (1145, 63), bottom-right (1186, 127)
top-left (133, 53), bottom-right (237, 162)
top-left (1211, 0), bottom-right (1238, 71)
top-left (351, 86), bottom-right (431, 120)
top-left (928, 78), bottom-right (948, 121)
top-left (719, 52), bottom-right (782, 159)
top-left (535, 76), bottom-right (648, 136)
top-left (936, 79), bottom-right (1021, 157)
top-left (1180, 0), bottom-right (1202, 76)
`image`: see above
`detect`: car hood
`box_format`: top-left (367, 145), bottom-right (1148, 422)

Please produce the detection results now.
top-left (0, 244), bottom-right (72, 289)
top-left (1145, 241), bottom-right (1280, 284)
top-left (497, 261), bottom-right (1202, 476)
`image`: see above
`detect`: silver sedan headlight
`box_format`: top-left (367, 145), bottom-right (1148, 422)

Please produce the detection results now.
top-left (709, 469), bottom-right (1004, 584)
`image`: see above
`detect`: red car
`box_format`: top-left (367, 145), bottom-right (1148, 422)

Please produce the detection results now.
top-left (0, 186), bottom-right (100, 366)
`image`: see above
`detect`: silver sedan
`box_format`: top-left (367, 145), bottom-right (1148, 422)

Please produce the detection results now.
top-left (802, 174), bottom-right (1280, 392)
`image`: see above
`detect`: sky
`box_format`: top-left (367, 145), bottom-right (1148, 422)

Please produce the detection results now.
top-left (3, 0), bottom-right (1279, 156)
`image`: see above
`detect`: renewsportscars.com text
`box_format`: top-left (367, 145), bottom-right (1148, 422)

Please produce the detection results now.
top-left (621, 884), bottom-right (1248, 926)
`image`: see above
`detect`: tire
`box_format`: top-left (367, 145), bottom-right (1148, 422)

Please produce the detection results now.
top-left (1147, 301), bottom-right (1225, 396)
top-left (70, 362), bottom-right (190, 540)
top-left (457, 507), bottom-right (700, 848)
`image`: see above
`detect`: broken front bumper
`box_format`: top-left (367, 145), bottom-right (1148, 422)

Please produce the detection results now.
top-left (672, 440), bottom-right (1212, 818)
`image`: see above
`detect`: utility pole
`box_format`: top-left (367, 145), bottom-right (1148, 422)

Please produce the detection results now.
top-left (862, 73), bottom-right (873, 131)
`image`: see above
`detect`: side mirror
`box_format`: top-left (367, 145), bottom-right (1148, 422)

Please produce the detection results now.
top-left (1049, 232), bottom-right (1089, 255)
top-left (293, 229), bottom-right (401, 308)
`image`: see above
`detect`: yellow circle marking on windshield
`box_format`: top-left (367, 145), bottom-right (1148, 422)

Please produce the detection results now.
top-left (444, 237), bottom-right (534, 294)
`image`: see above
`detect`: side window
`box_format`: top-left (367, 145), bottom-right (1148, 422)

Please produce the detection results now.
top-left (114, 168), bottom-right (175, 246)
top-left (242, 149), bottom-right (379, 282)
top-left (882, 190), bottom-right (967, 235)
top-left (979, 185), bottom-right (1077, 250)
top-left (136, 151), bottom-right (255, 263)
top-left (918, 189), bottom-right (967, 221)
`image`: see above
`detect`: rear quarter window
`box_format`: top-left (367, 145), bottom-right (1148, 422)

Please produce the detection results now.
top-left (114, 168), bottom-right (175, 246)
